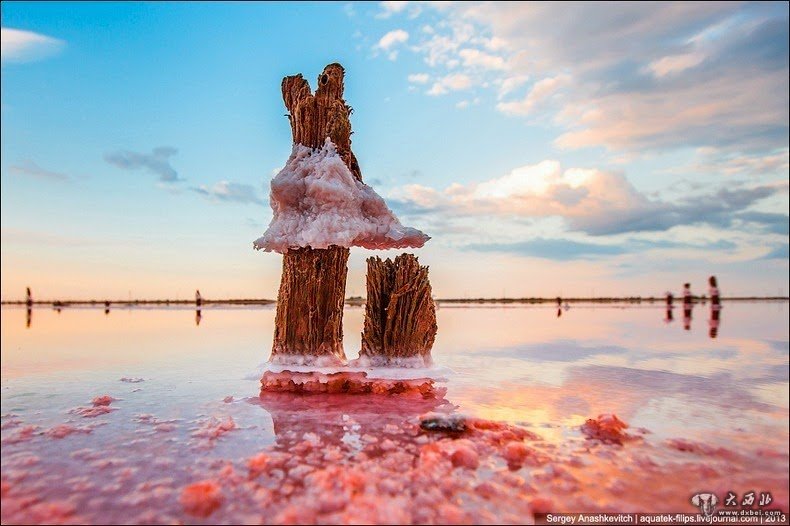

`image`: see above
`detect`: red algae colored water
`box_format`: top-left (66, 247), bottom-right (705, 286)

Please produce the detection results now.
top-left (1, 303), bottom-right (788, 524)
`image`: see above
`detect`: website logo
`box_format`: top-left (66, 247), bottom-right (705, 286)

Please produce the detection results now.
top-left (691, 493), bottom-right (718, 518)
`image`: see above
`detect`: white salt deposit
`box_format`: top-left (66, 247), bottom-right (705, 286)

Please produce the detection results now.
top-left (262, 362), bottom-right (452, 382)
top-left (349, 355), bottom-right (433, 369)
top-left (269, 353), bottom-right (345, 368)
top-left (254, 139), bottom-right (430, 253)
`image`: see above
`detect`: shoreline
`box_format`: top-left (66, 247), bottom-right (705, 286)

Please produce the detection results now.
top-left (1, 296), bottom-right (787, 307)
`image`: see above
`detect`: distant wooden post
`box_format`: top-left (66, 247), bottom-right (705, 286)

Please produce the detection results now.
top-left (360, 254), bottom-right (437, 366)
top-left (271, 64), bottom-right (360, 364)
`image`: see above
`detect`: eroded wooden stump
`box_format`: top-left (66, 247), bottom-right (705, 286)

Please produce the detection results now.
top-left (272, 246), bottom-right (349, 364)
top-left (360, 254), bottom-right (437, 366)
top-left (282, 63), bottom-right (361, 180)
top-left (271, 63), bottom-right (360, 364)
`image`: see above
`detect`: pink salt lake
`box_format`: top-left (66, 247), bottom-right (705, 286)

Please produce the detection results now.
top-left (1, 302), bottom-right (788, 524)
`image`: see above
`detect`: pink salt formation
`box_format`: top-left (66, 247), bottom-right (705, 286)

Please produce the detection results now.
top-left (44, 424), bottom-right (93, 439)
top-left (254, 139), bottom-right (428, 253)
top-left (71, 396), bottom-right (117, 418)
top-left (179, 480), bottom-right (223, 518)
top-left (260, 370), bottom-right (439, 396)
top-left (192, 416), bottom-right (236, 441)
top-left (580, 413), bottom-right (635, 445)
top-left (74, 406), bottom-right (114, 418)
top-left (91, 395), bottom-right (115, 407)
top-left (3, 393), bottom-right (788, 524)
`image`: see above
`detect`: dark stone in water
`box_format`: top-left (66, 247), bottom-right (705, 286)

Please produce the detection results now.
top-left (420, 414), bottom-right (467, 434)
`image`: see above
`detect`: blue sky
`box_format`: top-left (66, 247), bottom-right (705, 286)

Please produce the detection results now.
top-left (1, 1), bottom-right (788, 300)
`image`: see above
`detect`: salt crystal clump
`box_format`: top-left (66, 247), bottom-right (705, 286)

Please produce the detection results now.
top-left (665, 438), bottom-right (737, 459)
top-left (254, 139), bottom-right (429, 253)
top-left (179, 480), bottom-right (223, 517)
top-left (45, 424), bottom-right (92, 439)
top-left (91, 395), bottom-right (115, 407)
top-left (2, 425), bottom-right (39, 445)
top-left (74, 406), bottom-right (114, 418)
top-left (350, 354), bottom-right (432, 369)
top-left (192, 416), bottom-right (236, 441)
top-left (449, 440), bottom-right (479, 469)
top-left (269, 353), bottom-right (346, 368)
top-left (580, 414), bottom-right (634, 445)
top-left (260, 370), bottom-right (439, 396)
top-left (502, 441), bottom-right (530, 466)
top-left (247, 453), bottom-right (271, 478)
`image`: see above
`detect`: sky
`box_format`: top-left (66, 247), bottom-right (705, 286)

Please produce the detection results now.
top-left (1, 1), bottom-right (788, 301)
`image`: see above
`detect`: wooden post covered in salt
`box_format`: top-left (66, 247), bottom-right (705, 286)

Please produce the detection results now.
top-left (257, 63), bottom-right (432, 373)
top-left (272, 64), bottom-right (359, 364)
top-left (360, 254), bottom-right (437, 366)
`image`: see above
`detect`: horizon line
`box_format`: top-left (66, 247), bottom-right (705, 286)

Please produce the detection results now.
top-left (2, 295), bottom-right (789, 306)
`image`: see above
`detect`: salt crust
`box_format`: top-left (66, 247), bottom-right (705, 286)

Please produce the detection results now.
top-left (262, 362), bottom-right (451, 382)
top-left (254, 139), bottom-right (429, 253)
top-left (260, 371), bottom-right (441, 396)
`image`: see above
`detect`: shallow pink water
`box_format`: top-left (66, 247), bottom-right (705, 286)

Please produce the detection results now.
top-left (1, 303), bottom-right (788, 524)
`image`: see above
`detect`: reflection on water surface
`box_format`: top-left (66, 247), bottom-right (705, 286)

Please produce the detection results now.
top-left (2, 302), bottom-right (787, 523)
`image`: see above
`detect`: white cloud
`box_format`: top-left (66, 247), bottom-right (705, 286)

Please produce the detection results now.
top-left (377, 29), bottom-right (409, 50)
top-left (443, 73), bottom-right (472, 89)
top-left (647, 52), bottom-right (706, 77)
top-left (391, 160), bottom-right (782, 236)
top-left (427, 84), bottom-right (447, 96)
top-left (554, 68), bottom-right (788, 151)
top-left (497, 74), bottom-right (529, 98)
top-left (393, 160), bottom-right (631, 218)
top-left (376, 1), bottom-right (409, 19)
top-left (496, 75), bottom-right (568, 116)
top-left (427, 73), bottom-right (472, 96)
top-left (374, 3), bottom-right (788, 154)
top-left (458, 48), bottom-right (506, 70)
top-left (375, 29), bottom-right (410, 60)
top-left (343, 3), bottom-right (356, 17)
top-left (682, 147), bottom-right (790, 177)
top-left (470, 3), bottom-right (786, 152)
top-left (1, 27), bottom-right (64, 63)
top-left (408, 73), bottom-right (430, 84)
top-left (455, 2), bottom-right (736, 74)
top-left (483, 36), bottom-right (508, 51)
top-left (456, 98), bottom-right (480, 109)
top-left (413, 19), bottom-right (476, 68)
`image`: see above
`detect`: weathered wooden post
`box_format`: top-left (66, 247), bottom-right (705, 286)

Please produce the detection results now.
top-left (360, 254), bottom-right (437, 367)
top-left (265, 64), bottom-right (354, 365)
top-left (255, 63), bottom-right (430, 367)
